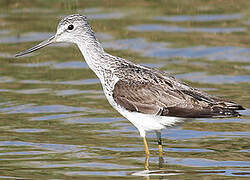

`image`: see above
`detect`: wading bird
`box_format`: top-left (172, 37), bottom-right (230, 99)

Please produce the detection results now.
top-left (16, 14), bottom-right (244, 169)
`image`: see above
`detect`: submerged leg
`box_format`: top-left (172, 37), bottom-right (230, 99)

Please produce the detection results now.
top-left (156, 131), bottom-right (163, 157)
top-left (156, 131), bottom-right (164, 168)
top-left (143, 136), bottom-right (150, 170)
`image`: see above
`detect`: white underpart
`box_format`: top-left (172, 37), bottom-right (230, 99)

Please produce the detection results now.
top-left (118, 108), bottom-right (183, 137)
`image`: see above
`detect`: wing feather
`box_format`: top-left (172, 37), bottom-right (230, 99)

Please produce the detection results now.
top-left (113, 79), bottom-right (243, 118)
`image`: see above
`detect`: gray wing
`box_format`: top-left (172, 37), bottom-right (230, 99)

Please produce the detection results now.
top-left (113, 78), bottom-right (244, 118)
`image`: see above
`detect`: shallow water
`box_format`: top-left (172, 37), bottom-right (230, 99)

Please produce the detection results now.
top-left (128, 24), bottom-right (246, 33)
top-left (0, 0), bottom-right (249, 179)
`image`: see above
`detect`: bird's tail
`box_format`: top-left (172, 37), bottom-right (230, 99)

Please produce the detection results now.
top-left (210, 101), bottom-right (245, 118)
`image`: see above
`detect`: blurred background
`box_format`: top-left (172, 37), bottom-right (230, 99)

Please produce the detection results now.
top-left (0, 0), bottom-right (249, 179)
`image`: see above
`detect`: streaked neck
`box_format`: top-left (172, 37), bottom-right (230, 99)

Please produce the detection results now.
top-left (77, 34), bottom-right (107, 79)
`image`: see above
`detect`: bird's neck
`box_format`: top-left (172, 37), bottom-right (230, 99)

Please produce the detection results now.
top-left (77, 35), bottom-right (108, 80)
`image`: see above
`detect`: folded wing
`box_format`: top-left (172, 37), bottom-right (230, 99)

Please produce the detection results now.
top-left (113, 78), bottom-right (244, 118)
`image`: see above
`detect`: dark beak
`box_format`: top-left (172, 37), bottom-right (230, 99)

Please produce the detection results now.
top-left (15, 35), bottom-right (56, 57)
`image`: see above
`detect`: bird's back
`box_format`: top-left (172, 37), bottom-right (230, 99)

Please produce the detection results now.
top-left (110, 60), bottom-right (244, 118)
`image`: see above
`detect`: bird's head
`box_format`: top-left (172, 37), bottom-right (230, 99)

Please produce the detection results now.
top-left (16, 14), bottom-right (92, 57)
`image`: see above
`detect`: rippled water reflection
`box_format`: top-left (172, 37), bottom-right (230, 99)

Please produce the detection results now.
top-left (0, 0), bottom-right (249, 179)
top-left (128, 24), bottom-right (246, 33)
top-left (104, 38), bottom-right (250, 61)
top-left (154, 13), bottom-right (242, 22)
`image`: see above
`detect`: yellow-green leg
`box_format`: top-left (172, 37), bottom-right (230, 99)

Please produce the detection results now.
top-left (158, 144), bottom-right (163, 157)
top-left (143, 136), bottom-right (150, 170)
top-left (156, 131), bottom-right (163, 157)
top-left (156, 131), bottom-right (164, 168)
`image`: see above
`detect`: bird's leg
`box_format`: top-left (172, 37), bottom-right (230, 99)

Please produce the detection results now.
top-left (156, 131), bottom-right (164, 168)
top-left (143, 136), bottom-right (150, 170)
top-left (144, 155), bottom-right (149, 170)
top-left (143, 136), bottom-right (150, 156)
top-left (156, 131), bottom-right (163, 157)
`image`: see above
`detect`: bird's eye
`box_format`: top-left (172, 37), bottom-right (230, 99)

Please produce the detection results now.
top-left (67, 24), bottom-right (74, 30)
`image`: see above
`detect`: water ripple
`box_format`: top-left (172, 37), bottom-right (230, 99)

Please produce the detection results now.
top-left (30, 113), bottom-right (84, 121)
top-left (165, 128), bottom-right (250, 140)
top-left (0, 141), bottom-right (85, 153)
top-left (128, 24), bottom-right (246, 33)
top-left (12, 128), bottom-right (48, 133)
top-left (0, 104), bottom-right (86, 114)
top-left (155, 14), bottom-right (242, 22)
top-left (165, 157), bottom-right (250, 167)
top-left (176, 72), bottom-right (250, 84)
top-left (0, 32), bottom-right (53, 44)
top-left (20, 78), bottom-right (99, 85)
top-left (104, 38), bottom-right (250, 61)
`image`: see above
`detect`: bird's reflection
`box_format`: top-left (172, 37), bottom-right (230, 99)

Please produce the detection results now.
top-left (132, 156), bottom-right (228, 178)
top-left (144, 154), bottom-right (164, 170)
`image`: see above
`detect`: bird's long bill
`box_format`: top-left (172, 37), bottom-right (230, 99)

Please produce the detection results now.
top-left (15, 35), bottom-right (56, 57)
